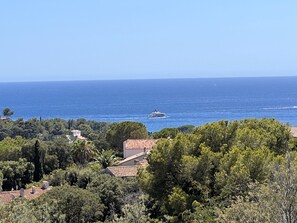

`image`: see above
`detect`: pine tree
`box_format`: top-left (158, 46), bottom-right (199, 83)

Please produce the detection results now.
top-left (2, 107), bottom-right (14, 119)
top-left (33, 140), bottom-right (43, 181)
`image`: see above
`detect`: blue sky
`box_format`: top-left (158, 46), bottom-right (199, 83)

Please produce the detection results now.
top-left (0, 1), bottom-right (296, 82)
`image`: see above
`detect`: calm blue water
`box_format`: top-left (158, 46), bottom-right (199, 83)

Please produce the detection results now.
top-left (0, 77), bottom-right (297, 132)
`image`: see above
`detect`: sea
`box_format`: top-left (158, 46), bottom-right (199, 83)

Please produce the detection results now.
top-left (1, 77), bottom-right (297, 132)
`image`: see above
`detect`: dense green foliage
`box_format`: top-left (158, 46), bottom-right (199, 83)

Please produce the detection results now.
top-left (0, 118), bottom-right (152, 222)
top-left (0, 117), bottom-right (296, 222)
top-left (0, 199), bottom-right (65, 223)
top-left (152, 125), bottom-right (195, 139)
top-left (139, 118), bottom-right (294, 222)
top-left (71, 140), bottom-right (98, 165)
top-left (0, 118), bottom-right (149, 192)
top-left (106, 121), bottom-right (149, 152)
top-left (39, 185), bottom-right (105, 222)
top-left (96, 149), bottom-right (119, 168)
top-left (0, 159), bottom-right (34, 190)
top-left (0, 118), bottom-right (111, 141)
top-left (217, 153), bottom-right (297, 223)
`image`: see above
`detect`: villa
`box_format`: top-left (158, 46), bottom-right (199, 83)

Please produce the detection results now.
top-left (104, 139), bottom-right (158, 177)
top-left (70, 129), bottom-right (87, 140)
top-left (123, 139), bottom-right (158, 158)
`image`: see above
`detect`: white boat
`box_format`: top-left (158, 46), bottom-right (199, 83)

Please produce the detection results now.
top-left (149, 110), bottom-right (166, 118)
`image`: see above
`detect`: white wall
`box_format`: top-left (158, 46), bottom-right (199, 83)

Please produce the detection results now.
top-left (124, 149), bottom-right (144, 158)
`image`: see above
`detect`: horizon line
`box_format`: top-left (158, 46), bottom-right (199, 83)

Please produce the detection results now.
top-left (0, 75), bottom-right (297, 84)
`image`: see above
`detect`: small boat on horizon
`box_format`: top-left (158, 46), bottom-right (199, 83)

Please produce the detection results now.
top-left (149, 110), bottom-right (167, 118)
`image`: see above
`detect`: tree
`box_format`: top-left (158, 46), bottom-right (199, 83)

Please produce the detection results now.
top-left (33, 140), bottom-right (43, 181)
top-left (167, 187), bottom-right (188, 217)
top-left (37, 185), bottom-right (104, 223)
top-left (48, 164), bottom-right (99, 189)
top-left (63, 165), bottom-right (97, 188)
top-left (153, 128), bottom-right (180, 139)
top-left (193, 120), bottom-right (238, 153)
top-left (77, 123), bottom-right (93, 137)
top-left (180, 144), bottom-right (222, 200)
top-left (43, 118), bottom-right (67, 136)
top-left (177, 125), bottom-right (195, 134)
top-left (87, 174), bottom-right (127, 218)
top-left (46, 138), bottom-right (73, 169)
top-left (193, 119), bottom-right (291, 154)
top-left (2, 107), bottom-right (14, 119)
top-left (235, 118), bottom-right (291, 154)
top-left (138, 119), bottom-right (293, 221)
top-left (139, 138), bottom-right (184, 204)
top-left (215, 147), bottom-right (273, 200)
top-left (0, 159), bottom-right (34, 190)
top-left (72, 140), bottom-right (98, 165)
top-left (217, 152), bottom-right (297, 223)
top-left (0, 199), bottom-right (65, 223)
top-left (23, 118), bottom-right (45, 139)
top-left (106, 122), bottom-right (148, 151)
top-left (183, 201), bottom-right (215, 223)
top-left (112, 198), bottom-right (161, 223)
top-left (0, 136), bottom-right (27, 161)
top-left (96, 149), bottom-right (119, 168)
top-left (139, 135), bottom-right (222, 221)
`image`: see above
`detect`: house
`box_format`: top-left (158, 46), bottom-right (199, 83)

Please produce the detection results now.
top-left (103, 166), bottom-right (140, 177)
top-left (70, 130), bottom-right (87, 140)
top-left (123, 139), bottom-right (158, 158)
top-left (291, 127), bottom-right (297, 138)
top-left (0, 181), bottom-right (51, 203)
top-left (71, 130), bottom-right (82, 137)
top-left (103, 139), bottom-right (158, 177)
top-left (117, 152), bottom-right (148, 166)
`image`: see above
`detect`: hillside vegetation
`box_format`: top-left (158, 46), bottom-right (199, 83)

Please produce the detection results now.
top-left (0, 117), bottom-right (296, 223)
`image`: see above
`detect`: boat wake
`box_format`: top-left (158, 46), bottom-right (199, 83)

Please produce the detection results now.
top-left (263, 106), bottom-right (297, 110)
top-left (148, 116), bottom-right (168, 119)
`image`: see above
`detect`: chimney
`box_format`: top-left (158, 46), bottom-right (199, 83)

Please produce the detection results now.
top-left (31, 186), bottom-right (36, 194)
top-left (19, 188), bottom-right (25, 197)
top-left (41, 181), bottom-right (49, 190)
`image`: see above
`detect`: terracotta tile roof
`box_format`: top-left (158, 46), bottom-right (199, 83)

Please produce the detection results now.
top-left (124, 139), bottom-right (158, 150)
top-left (291, 127), bottom-right (297, 138)
top-left (0, 187), bottom-right (51, 204)
top-left (105, 166), bottom-right (139, 177)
